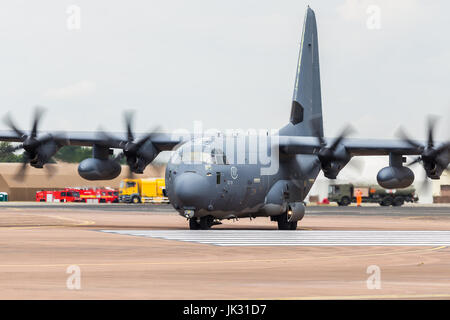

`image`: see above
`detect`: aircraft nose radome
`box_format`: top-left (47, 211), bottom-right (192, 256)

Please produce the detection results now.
top-left (173, 172), bottom-right (209, 208)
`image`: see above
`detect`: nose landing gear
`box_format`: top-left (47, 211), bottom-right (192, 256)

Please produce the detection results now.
top-left (188, 215), bottom-right (221, 230)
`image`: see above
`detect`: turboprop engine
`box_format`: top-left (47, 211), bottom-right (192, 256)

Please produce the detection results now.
top-left (376, 166), bottom-right (415, 189)
top-left (78, 158), bottom-right (121, 180)
top-left (78, 144), bottom-right (121, 180)
top-left (376, 153), bottom-right (415, 189)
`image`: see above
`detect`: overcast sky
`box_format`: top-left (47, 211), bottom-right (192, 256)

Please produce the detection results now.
top-left (1, 0), bottom-right (448, 139)
top-left (1, 0), bottom-right (448, 200)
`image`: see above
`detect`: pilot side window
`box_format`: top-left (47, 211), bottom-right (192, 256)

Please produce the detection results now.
top-left (211, 148), bottom-right (228, 165)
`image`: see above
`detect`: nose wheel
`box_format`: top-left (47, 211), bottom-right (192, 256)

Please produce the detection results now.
top-left (189, 218), bottom-right (201, 230)
top-left (189, 216), bottom-right (217, 230)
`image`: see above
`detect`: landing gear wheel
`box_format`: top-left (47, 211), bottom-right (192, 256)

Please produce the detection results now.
top-left (393, 196), bottom-right (404, 207)
top-left (199, 216), bottom-right (214, 230)
top-left (189, 218), bottom-right (201, 230)
top-left (277, 212), bottom-right (298, 230)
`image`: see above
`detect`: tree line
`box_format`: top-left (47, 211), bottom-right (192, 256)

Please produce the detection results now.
top-left (0, 142), bottom-right (92, 163)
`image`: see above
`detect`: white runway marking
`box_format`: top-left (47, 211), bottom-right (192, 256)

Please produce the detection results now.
top-left (100, 230), bottom-right (450, 246)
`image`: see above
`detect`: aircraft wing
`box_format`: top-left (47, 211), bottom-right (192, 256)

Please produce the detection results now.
top-left (0, 130), bottom-right (183, 151)
top-left (279, 135), bottom-right (449, 181)
top-left (278, 136), bottom-right (432, 156)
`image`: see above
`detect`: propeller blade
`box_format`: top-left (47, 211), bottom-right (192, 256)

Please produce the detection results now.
top-left (135, 126), bottom-right (162, 148)
top-left (96, 128), bottom-right (119, 147)
top-left (13, 153), bottom-right (29, 182)
top-left (435, 156), bottom-right (449, 170)
top-left (36, 134), bottom-right (55, 145)
top-left (113, 152), bottom-right (125, 162)
top-left (435, 142), bottom-right (450, 154)
top-left (419, 178), bottom-right (431, 195)
top-left (126, 166), bottom-right (135, 179)
top-left (346, 157), bottom-right (365, 174)
top-left (426, 115), bottom-right (438, 148)
top-left (406, 156), bottom-right (422, 166)
top-left (329, 125), bottom-right (355, 151)
top-left (31, 106), bottom-right (45, 138)
top-left (45, 164), bottom-right (57, 179)
top-left (124, 111), bottom-right (134, 142)
top-left (0, 143), bottom-right (24, 156)
top-left (395, 127), bottom-right (422, 149)
top-left (4, 113), bottom-right (26, 138)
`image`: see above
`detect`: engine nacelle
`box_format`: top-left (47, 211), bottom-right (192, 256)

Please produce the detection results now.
top-left (287, 202), bottom-right (305, 222)
top-left (377, 166), bottom-right (414, 189)
top-left (78, 158), bottom-right (121, 180)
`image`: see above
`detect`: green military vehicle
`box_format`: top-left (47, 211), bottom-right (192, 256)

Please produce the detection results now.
top-left (328, 183), bottom-right (418, 206)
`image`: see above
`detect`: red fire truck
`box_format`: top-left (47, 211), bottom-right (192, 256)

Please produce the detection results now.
top-left (95, 188), bottom-right (119, 203)
top-left (36, 188), bottom-right (81, 202)
top-left (36, 188), bottom-right (118, 203)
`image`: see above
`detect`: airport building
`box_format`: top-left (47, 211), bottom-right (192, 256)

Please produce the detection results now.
top-left (0, 162), bottom-right (165, 201)
top-left (433, 170), bottom-right (450, 203)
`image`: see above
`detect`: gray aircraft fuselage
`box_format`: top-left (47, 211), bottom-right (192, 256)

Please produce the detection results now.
top-left (165, 135), bottom-right (320, 220)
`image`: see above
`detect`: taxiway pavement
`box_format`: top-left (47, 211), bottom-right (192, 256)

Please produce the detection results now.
top-left (0, 203), bottom-right (449, 299)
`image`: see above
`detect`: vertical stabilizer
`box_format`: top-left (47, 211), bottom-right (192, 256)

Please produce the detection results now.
top-left (280, 7), bottom-right (323, 137)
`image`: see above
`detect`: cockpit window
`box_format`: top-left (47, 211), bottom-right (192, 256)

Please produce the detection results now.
top-left (171, 138), bottom-right (228, 165)
top-left (180, 151), bottom-right (212, 164)
top-left (211, 148), bottom-right (228, 165)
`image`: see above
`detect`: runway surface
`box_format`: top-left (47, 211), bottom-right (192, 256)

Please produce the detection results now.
top-left (1, 203), bottom-right (450, 299)
top-left (100, 230), bottom-right (450, 246)
top-left (1, 202), bottom-right (450, 216)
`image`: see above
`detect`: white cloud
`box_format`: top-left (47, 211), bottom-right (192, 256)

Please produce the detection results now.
top-left (43, 80), bottom-right (96, 99)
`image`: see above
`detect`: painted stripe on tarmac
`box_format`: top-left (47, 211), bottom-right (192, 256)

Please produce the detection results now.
top-left (99, 230), bottom-right (450, 246)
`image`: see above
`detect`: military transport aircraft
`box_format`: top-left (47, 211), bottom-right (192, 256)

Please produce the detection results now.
top-left (0, 7), bottom-right (448, 230)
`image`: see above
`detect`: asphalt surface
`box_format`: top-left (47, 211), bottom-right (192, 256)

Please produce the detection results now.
top-left (2, 203), bottom-right (450, 299)
top-left (0, 202), bottom-right (449, 216)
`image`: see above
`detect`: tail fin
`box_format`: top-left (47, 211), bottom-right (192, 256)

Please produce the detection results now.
top-left (280, 7), bottom-right (323, 137)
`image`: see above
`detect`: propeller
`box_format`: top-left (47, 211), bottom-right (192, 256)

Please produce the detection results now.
top-left (2, 107), bottom-right (59, 181)
top-left (98, 111), bottom-right (161, 176)
top-left (397, 116), bottom-right (450, 180)
top-left (311, 118), bottom-right (355, 179)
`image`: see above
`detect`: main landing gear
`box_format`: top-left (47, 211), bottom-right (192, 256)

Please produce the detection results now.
top-left (189, 213), bottom-right (298, 230)
top-left (275, 211), bottom-right (298, 230)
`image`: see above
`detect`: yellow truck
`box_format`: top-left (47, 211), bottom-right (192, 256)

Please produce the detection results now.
top-left (118, 178), bottom-right (168, 204)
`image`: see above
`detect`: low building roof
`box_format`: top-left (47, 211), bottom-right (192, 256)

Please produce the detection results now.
top-left (0, 162), bottom-right (165, 189)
